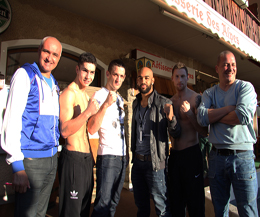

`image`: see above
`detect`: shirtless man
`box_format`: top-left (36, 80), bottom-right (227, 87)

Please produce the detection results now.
top-left (58, 52), bottom-right (99, 217)
top-left (168, 62), bottom-right (207, 217)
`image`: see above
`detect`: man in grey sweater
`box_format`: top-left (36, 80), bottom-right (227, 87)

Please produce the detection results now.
top-left (197, 50), bottom-right (258, 217)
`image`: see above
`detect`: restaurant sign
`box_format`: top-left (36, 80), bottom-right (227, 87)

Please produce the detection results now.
top-left (0, 0), bottom-right (11, 34)
top-left (135, 49), bottom-right (196, 85)
top-left (160, 0), bottom-right (260, 62)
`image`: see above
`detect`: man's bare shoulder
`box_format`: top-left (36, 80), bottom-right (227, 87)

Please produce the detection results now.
top-left (170, 94), bottom-right (178, 102)
top-left (60, 83), bottom-right (77, 104)
top-left (186, 88), bottom-right (197, 97)
top-left (189, 90), bottom-right (202, 108)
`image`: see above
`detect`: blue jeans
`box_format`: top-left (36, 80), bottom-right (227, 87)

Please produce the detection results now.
top-left (91, 155), bottom-right (127, 217)
top-left (208, 149), bottom-right (259, 217)
top-left (131, 158), bottom-right (171, 217)
top-left (14, 153), bottom-right (58, 217)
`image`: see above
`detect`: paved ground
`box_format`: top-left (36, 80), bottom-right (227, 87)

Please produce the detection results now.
top-left (0, 188), bottom-right (158, 217)
top-left (1, 175), bottom-right (259, 216)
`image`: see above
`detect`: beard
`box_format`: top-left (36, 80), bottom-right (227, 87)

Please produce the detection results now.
top-left (138, 83), bottom-right (152, 94)
top-left (176, 83), bottom-right (186, 91)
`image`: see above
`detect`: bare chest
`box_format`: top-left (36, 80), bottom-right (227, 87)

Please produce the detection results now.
top-left (73, 92), bottom-right (89, 118)
top-left (172, 97), bottom-right (195, 120)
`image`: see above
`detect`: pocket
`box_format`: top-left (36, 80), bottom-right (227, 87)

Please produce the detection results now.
top-left (21, 111), bottom-right (38, 147)
top-left (103, 155), bottom-right (117, 167)
top-left (236, 170), bottom-right (256, 181)
top-left (235, 151), bottom-right (256, 180)
top-left (208, 148), bottom-right (217, 161)
top-left (237, 150), bottom-right (255, 161)
top-left (71, 162), bottom-right (76, 185)
top-left (31, 115), bottom-right (55, 145)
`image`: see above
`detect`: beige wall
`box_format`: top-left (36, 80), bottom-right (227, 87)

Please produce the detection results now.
top-left (1, 0), bottom-right (214, 74)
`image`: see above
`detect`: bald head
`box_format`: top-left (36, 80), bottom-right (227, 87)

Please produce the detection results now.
top-left (39, 36), bottom-right (62, 56)
top-left (215, 50), bottom-right (237, 86)
top-left (138, 67), bottom-right (153, 77)
top-left (217, 51), bottom-right (235, 66)
top-left (137, 67), bottom-right (154, 95)
top-left (38, 36), bottom-right (62, 75)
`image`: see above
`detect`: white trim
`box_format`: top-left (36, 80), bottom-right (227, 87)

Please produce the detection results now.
top-left (151, 0), bottom-right (260, 63)
top-left (233, 0), bottom-right (248, 9)
top-left (0, 39), bottom-right (107, 86)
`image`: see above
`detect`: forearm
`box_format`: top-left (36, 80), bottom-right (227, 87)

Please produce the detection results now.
top-left (60, 109), bottom-right (92, 138)
top-left (208, 106), bottom-right (235, 124)
top-left (219, 111), bottom-right (240, 125)
top-left (168, 116), bottom-right (181, 138)
top-left (2, 69), bottom-right (29, 165)
top-left (88, 102), bottom-right (109, 135)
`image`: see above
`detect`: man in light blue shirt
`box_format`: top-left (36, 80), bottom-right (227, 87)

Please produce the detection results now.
top-left (197, 50), bottom-right (258, 217)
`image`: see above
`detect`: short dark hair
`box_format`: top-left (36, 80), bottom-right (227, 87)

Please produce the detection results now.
top-left (78, 52), bottom-right (97, 67)
top-left (108, 59), bottom-right (125, 73)
top-left (172, 62), bottom-right (188, 76)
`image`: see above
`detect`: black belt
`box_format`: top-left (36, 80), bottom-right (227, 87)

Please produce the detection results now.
top-left (97, 155), bottom-right (125, 161)
top-left (212, 146), bottom-right (247, 156)
top-left (135, 153), bottom-right (152, 161)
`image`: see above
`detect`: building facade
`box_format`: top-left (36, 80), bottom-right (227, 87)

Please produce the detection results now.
top-left (0, 0), bottom-right (260, 206)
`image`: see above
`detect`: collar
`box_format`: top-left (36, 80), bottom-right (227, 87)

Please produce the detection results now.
top-left (32, 62), bottom-right (57, 84)
top-left (136, 89), bottom-right (157, 108)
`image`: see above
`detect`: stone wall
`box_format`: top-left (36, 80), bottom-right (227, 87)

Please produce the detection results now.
top-left (121, 58), bottom-right (136, 189)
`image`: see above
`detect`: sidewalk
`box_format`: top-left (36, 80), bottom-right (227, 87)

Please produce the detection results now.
top-left (0, 188), bottom-right (158, 217)
top-left (46, 188), bottom-right (157, 217)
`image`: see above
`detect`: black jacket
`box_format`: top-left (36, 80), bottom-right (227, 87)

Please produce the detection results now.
top-left (131, 90), bottom-right (181, 171)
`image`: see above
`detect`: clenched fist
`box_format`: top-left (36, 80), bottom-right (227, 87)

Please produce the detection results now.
top-left (164, 103), bottom-right (174, 121)
top-left (87, 93), bottom-right (100, 116)
top-left (105, 91), bottom-right (117, 107)
top-left (180, 101), bottom-right (191, 113)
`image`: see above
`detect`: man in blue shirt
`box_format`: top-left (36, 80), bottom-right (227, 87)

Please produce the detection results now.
top-left (1, 36), bottom-right (62, 217)
top-left (197, 51), bottom-right (258, 217)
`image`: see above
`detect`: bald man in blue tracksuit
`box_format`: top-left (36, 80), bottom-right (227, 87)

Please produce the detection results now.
top-left (1, 36), bottom-right (62, 217)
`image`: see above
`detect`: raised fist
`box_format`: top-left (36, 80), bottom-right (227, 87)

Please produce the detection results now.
top-left (164, 103), bottom-right (174, 121)
top-left (105, 91), bottom-right (117, 107)
top-left (87, 93), bottom-right (100, 116)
